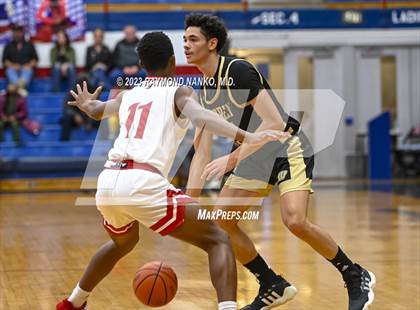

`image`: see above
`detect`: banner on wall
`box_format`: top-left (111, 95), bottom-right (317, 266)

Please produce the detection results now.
top-left (0, 0), bottom-right (86, 44)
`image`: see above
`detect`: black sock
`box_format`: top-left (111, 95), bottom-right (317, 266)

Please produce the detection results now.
top-left (329, 247), bottom-right (355, 275)
top-left (244, 254), bottom-right (278, 285)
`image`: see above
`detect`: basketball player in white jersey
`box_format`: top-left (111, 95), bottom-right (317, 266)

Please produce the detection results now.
top-left (56, 32), bottom-right (290, 310)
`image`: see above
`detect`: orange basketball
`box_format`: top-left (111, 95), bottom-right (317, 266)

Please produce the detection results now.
top-left (133, 261), bottom-right (178, 307)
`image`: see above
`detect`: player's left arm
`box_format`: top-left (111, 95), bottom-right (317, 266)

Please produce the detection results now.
top-left (202, 62), bottom-right (288, 180)
top-left (68, 81), bottom-right (124, 120)
top-left (234, 88), bottom-right (287, 154)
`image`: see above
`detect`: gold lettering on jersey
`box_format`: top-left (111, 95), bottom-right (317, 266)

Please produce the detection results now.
top-left (278, 170), bottom-right (288, 182)
top-left (213, 104), bottom-right (234, 121)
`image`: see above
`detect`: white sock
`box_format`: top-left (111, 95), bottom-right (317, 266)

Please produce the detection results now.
top-left (218, 301), bottom-right (237, 310)
top-left (68, 283), bottom-right (90, 307)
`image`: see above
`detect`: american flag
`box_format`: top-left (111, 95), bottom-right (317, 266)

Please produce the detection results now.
top-left (0, 0), bottom-right (29, 44)
top-left (29, 0), bottom-right (86, 41)
top-left (0, 0), bottom-right (86, 44)
top-left (63, 0), bottom-right (86, 41)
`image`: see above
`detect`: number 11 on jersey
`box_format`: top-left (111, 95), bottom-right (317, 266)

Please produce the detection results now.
top-left (125, 101), bottom-right (153, 139)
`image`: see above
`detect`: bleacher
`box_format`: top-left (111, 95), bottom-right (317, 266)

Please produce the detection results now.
top-left (0, 78), bottom-right (112, 178)
top-left (1, 0), bottom-right (418, 181)
top-left (0, 73), bottom-right (204, 178)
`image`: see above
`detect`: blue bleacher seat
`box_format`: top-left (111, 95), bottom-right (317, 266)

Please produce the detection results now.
top-left (28, 78), bottom-right (55, 93)
top-left (28, 93), bottom-right (66, 108)
top-left (3, 124), bottom-right (101, 142)
top-left (0, 80), bottom-right (112, 177)
top-left (0, 78), bottom-right (90, 93)
top-left (30, 108), bottom-right (63, 125)
top-left (1, 89), bottom-right (107, 143)
top-left (0, 140), bottom-right (110, 157)
top-left (0, 75), bottom-right (202, 178)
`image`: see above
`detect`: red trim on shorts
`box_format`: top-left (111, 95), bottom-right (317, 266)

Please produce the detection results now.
top-left (149, 189), bottom-right (195, 236)
top-left (175, 197), bottom-right (195, 205)
top-left (149, 204), bottom-right (174, 231)
top-left (159, 204), bottom-right (185, 236)
top-left (103, 219), bottom-right (136, 235)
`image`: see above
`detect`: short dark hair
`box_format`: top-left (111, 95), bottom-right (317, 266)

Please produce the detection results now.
top-left (185, 13), bottom-right (227, 53)
top-left (136, 32), bottom-right (174, 72)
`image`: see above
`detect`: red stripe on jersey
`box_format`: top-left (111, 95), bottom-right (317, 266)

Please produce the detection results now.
top-left (159, 204), bottom-right (185, 236)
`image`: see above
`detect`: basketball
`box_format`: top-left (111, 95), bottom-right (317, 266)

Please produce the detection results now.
top-left (132, 261), bottom-right (178, 307)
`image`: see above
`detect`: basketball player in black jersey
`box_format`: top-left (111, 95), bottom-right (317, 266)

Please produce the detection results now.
top-left (183, 13), bottom-right (376, 310)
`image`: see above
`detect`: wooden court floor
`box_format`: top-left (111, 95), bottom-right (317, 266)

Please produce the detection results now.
top-left (0, 184), bottom-right (419, 310)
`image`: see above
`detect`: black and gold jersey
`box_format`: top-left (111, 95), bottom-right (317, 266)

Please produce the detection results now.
top-left (197, 56), bottom-right (314, 191)
top-left (198, 56), bottom-right (300, 135)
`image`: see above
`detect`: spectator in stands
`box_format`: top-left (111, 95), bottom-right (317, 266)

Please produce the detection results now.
top-left (60, 75), bottom-right (99, 141)
top-left (85, 28), bottom-right (111, 90)
top-left (0, 84), bottom-right (28, 144)
top-left (2, 25), bottom-right (38, 95)
top-left (50, 30), bottom-right (76, 92)
top-left (109, 25), bottom-right (146, 87)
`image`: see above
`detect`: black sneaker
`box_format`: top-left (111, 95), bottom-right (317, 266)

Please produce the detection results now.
top-left (240, 275), bottom-right (297, 310)
top-left (343, 264), bottom-right (376, 310)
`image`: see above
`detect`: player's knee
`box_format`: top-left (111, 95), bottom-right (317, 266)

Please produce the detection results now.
top-left (209, 231), bottom-right (230, 252)
top-left (284, 217), bottom-right (309, 237)
top-left (114, 231), bottom-right (139, 254)
top-left (201, 225), bottom-right (230, 252)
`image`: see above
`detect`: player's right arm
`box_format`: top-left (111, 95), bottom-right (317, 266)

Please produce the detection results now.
top-left (68, 81), bottom-right (125, 120)
top-left (186, 127), bottom-right (213, 198)
top-left (174, 86), bottom-right (283, 145)
top-left (176, 85), bottom-right (286, 198)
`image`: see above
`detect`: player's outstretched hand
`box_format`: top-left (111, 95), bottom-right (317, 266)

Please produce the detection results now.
top-left (68, 81), bottom-right (103, 114)
top-left (201, 154), bottom-right (233, 181)
top-left (244, 130), bottom-right (291, 146)
top-left (201, 130), bottom-right (292, 181)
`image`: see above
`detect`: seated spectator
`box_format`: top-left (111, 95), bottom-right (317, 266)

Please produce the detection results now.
top-left (109, 25), bottom-right (146, 88)
top-left (0, 84), bottom-right (28, 144)
top-left (50, 30), bottom-right (76, 92)
top-left (2, 25), bottom-right (38, 95)
top-left (60, 76), bottom-right (100, 141)
top-left (86, 28), bottom-right (111, 90)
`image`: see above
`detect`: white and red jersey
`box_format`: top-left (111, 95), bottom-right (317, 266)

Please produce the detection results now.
top-left (108, 81), bottom-right (189, 178)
